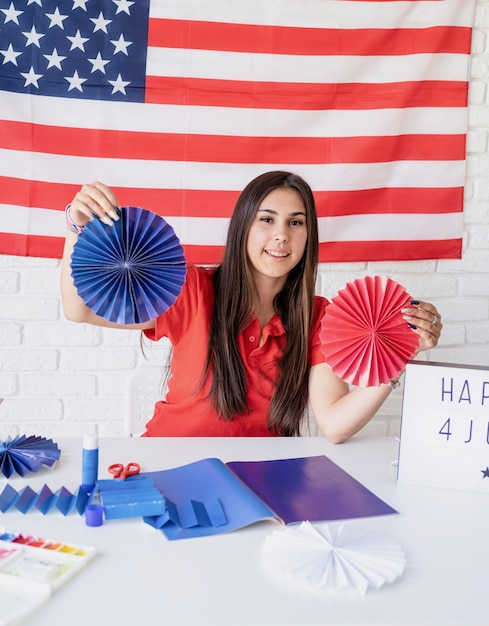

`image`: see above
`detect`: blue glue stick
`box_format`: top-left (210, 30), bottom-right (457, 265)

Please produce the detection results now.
top-left (82, 432), bottom-right (99, 493)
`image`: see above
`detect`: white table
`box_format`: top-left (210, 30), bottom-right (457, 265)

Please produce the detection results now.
top-left (2, 434), bottom-right (488, 626)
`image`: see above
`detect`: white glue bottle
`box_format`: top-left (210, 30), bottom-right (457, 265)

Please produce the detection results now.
top-left (82, 427), bottom-right (99, 493)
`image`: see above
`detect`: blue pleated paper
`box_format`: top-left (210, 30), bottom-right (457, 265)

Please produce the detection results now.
top-left (0, 435), bottom-right (61, 478)
top-left (0, 484), bottom-right (91, 516)
top-left (0, 478), bottom-right (166, 519)
top-left (71, 206), bottom-right (187, 324)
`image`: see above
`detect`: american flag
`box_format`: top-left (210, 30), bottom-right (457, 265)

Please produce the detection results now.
top-left (0, 0), bottom-right (475, 264)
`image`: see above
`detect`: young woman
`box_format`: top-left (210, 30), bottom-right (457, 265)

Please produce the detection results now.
top-left (60, 171), bottom-right (443, 441)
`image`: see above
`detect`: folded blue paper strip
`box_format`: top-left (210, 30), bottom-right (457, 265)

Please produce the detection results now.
top-left (0, 483), bottom-right (90, 516)
top-left (97, 477), bottom-right (166, 519)
top-left (144, 496), bottom-right (227, 531)
top-left (0, 477), bottom-right (165, 520)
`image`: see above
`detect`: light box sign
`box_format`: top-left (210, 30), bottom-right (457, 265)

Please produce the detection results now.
top-left (397, 360), bottom-right (489, 493)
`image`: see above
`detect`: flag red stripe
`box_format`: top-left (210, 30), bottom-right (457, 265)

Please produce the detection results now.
top-left (0, 121), bottom-right (466, 163)
top-left (0, 178), bottom-right (240, 218)
top-left (315, 187), bottom-right (464, 217)
top-left (317, 239), bottom-right (463, 262)
top-left (148, 20), bottom-right (471, 56)
top-left (0, 233), bottom-right (462, 264)
top-left (145, 77), bottom-right (468, 110)
top-left (0, 232), bottom-right (64, 258)
top-left (0, 177), bottom-right (464, 218)
top-left (0, 178), bottom-right (80, 212)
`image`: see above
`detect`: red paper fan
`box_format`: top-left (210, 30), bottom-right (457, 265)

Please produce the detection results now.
top-left (319, 276), bottom-right (419, 387)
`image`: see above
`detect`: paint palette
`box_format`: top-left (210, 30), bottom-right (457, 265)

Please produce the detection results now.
top-left (0, 530), bottom-right (95, 624)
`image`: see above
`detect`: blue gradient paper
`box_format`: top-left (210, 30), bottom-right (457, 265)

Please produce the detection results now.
top-left (143, 455), bottom-right (397, 540)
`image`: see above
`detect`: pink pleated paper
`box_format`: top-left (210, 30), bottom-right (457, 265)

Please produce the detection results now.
top-left (319, 276), bottom-right (419, 387)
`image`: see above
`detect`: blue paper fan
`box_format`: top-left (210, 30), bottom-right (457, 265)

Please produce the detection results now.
top-left (71, 206), bottom-right (187, 324)
top-left (0, 435), bottom-right (61, 478)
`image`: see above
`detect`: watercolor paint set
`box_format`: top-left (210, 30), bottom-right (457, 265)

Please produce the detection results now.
top-left (0, 529), bottom-right (95, 625)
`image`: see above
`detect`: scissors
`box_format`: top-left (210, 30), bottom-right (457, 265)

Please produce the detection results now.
top-left (107, 462), bottom-right (141, 480)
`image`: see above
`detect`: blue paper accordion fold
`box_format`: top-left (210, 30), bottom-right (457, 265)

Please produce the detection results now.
top-left (0, 435), bottom-right (61, 478)
top-left (0, 484), bottom-right (90, 516)
top-left (0, 477), bottom-right (166, 520)
top-left (71, 205), bottom-right (187, 324)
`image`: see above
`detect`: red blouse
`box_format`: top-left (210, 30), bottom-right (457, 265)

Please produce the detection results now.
top-left (143, 265), bottom-right (329, 436)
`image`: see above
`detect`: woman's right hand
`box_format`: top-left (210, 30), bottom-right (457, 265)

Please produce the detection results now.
top-left (69, 181), bottom-right (120, 229)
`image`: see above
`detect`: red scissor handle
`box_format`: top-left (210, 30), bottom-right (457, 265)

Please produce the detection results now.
top-left (107, 462), bottom-right (141, 479)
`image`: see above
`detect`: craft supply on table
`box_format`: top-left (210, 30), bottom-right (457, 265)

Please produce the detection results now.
top-left (262, 521), bottom-right (406, 594)
top-left (142, 455), bottom-right (398, 540)
top-left (107, 462), bottom-right (141, 480)
top-left (0, 528), bottom-right (95, 625)
top-left (85, 503), bottom-right (104, 527)
top-left (0, 483), bottom-right (92, 516)
top-left (81, 431), bottom-right (99, 494)
top-left (96, 476), bottom-right (166, 520)
top-left (0, 435), bottom-right (60, 478)
top-left (0, 477), bottom-right (165, 522)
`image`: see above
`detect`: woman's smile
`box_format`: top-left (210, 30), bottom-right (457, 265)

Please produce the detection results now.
top-left (264, 248), bottom-right (290, 259)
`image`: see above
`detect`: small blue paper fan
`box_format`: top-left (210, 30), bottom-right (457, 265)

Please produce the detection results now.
top-left (0, 435), bottom-right (61, 478)
top-left (71, 206), bottom-right (187, 324)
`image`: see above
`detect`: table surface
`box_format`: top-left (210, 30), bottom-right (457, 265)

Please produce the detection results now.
top-left (1, 434), bottom-right (488, 626)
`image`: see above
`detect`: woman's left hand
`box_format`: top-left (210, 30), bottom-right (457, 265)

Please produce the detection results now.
top-left (401, 300), bottom-right (443, 351)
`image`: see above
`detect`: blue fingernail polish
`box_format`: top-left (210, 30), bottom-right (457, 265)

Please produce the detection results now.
top-left (407, 323), bottom-right (417, 329)
top-left (409, 300), bottom-right (419, 305)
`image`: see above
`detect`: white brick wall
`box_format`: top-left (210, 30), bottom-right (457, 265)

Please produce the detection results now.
top-left (1, 1), bottom-right (489, 439)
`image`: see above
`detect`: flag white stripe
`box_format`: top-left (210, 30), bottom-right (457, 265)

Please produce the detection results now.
top-left (0, 149), bottom-right (466, 190)
top-left (147, 49), bottom-right (469, 84)
top-left (319, 212), bottom-right (464, 243)
top-left (0, 93), bottom-right (468, 137)
top-left (0, 204), bottom-right (464, 245)
top-left (0, 204), bottom-right (65, 237)
top-left (150, 0), bottom-right (474, 29)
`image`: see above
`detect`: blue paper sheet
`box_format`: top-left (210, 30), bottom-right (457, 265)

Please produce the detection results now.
top-left (143, 455), bottom-right (397, 540)
top-left (143, 458), bottom-right (276, 539)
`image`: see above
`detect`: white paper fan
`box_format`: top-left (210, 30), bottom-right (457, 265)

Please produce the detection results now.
top-left (262, 521), bottom-right (406, 594)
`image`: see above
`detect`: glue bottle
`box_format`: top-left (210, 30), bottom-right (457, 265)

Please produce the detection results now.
top-left (82, 427), bottom-right (99, 493)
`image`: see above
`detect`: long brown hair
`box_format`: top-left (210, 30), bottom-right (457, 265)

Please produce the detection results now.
top-left (203, 171), bottom-right (319, 436)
